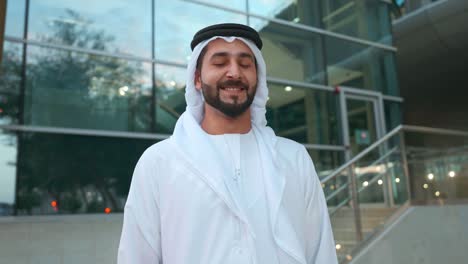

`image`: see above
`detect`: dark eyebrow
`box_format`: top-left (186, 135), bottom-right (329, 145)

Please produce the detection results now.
top-left (210, 52), bottom-right (254, 61)
top-left (238, 52), bottom-right (255, 61)
top-left (210, 52), bottom-right (229, 60)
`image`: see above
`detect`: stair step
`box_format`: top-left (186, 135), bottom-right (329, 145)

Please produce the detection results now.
top-left (331, 216), bottom-right (387, 228)
top-left (330, 207), bottom-right (397, 218)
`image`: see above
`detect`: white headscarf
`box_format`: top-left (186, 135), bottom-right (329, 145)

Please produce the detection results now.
top-left (184, 36), bottom-right (268, 126)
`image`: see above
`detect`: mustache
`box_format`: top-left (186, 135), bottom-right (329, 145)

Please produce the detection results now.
top-left (217, 80), bottom-right (249, 90)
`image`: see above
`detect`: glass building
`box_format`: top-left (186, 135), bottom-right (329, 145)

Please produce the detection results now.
top-left (0, 0), bottom-right (402, 216)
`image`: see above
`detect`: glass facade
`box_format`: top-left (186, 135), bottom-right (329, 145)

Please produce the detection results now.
top-left (1, 0), bottom-right (402, 216)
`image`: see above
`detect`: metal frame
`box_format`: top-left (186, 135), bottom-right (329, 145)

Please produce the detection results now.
top-left (0, 124), bottom-right (345, 152)
top-left (3, 36), bottom-right (405, 106)
top-left (181, 0), bottom-right (397, 52)
top-left (338, 87), bottom-right (387, 161)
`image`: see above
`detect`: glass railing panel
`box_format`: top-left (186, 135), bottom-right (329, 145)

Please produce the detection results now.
top-left (328, 193), bottom-right (356, 264)
top-left (353, 135), bottom-right (407, 242)
top-left (404, 131), bottom-right (468, 202)
top-left (326, 126), bottom-right (468, 263)
top-left (327, 132), bottom-right (411, 262)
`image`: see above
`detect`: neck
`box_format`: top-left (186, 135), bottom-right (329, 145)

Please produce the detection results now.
top-left (201, 104), bottom-right (252, 135)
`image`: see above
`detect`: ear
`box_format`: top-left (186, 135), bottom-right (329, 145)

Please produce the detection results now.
top-left (194, 70), bottom-right (202, 91)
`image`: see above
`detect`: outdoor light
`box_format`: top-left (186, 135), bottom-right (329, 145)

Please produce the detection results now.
top-left (427, 173), bottom-right (434, 180)
top-left (335, 244), bottom-right (342, 250)
top-left (119, 86), bottom-right (129, 96)
top-left (395, 178), bottom-right (400, 183)
top-left (423, 183), bottom-right (428, 189)
top-left (363, 181), bottom-right (369, 187)
top-left (378, 179), bottom-right (383, 185)
top-left (285, 86), bottom-right (292, 92)
top-left (435, 191), bottom-right (440, 197)
top-left (448, 171), bottom-right (456, 178)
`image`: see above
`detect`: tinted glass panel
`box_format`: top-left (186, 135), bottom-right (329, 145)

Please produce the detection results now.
top-left (266, 82), bottom-right (339, 145)
top-left (28, 0), bottom-right (152, 57)
top-left (5, 0), bottom-right (25, 37)
top-left (155, 0), bottom-right (247, 64)
top-left (249, 0), bottom-right (321, 28)
top-left (0, 42), bottom-right (22, 125)
top-left (155, 64), bottom-right (186, 134)
top-left (252, 18), bottom-right (326, 84)
top-left (325, 36), bottom-right (398, 96)
top-left (321, 0), bottom-right (392, 42)
top-left (25, 46), bottom-right (153, 132)
top-left (15, 132), bottom-right (156, 215)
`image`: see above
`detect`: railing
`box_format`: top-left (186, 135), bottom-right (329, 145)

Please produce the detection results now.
top-left (391, 0), bottom-right (444, 20)
top-left (322, 125), bottom-right (468, 263)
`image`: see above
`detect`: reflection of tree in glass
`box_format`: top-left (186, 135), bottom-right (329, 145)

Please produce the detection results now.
top-left (28, 9), bottom-right (151, 131)
top-left (16, 9), bottom-right (153, 215)
top-left (0, 44), bottom-right (21, 124)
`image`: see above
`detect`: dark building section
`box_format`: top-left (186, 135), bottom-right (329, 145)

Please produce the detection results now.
top-left (394, 0), bottom-right (468, 131)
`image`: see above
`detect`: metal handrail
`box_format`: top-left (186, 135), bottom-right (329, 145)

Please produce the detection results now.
top-left (324, 147), bottom-right (398, 203)
top-left (403, 125), bottom-right (468, 137)
top-left (322, 125), bottom-right (468, 185)
top-left (321, 125), bottom-right (403, 184)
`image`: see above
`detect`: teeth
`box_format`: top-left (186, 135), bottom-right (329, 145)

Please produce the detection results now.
top-left (224, 87), bottom-right (242, 91)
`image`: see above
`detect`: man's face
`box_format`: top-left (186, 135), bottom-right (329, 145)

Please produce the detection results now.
top-left (195, 38), bottom-right (258, 118)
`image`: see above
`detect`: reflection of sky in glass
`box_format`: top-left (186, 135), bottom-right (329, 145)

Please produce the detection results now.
top-left (155, 0), bottom-right (247, 64)
top-left (5, 0), bottom-right (25, 36)
top-left (196, 0), bottom-right (246, 11)
top-left (249, 0), bottom-right (295, 18)
top-left (28, 0), bottom-right (152, 58)
top-left (156, 64), bottom-right (186, 89)
top-left (0, 134), bottom-right (16, 205)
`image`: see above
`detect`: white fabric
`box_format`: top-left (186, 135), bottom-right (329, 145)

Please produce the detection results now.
top-left (209, 131), bottom-right (280, 264)
top-left (118, 36), bottom-right (338, 264)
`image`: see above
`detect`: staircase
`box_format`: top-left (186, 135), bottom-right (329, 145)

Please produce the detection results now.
top-left (323, 125), bottom-right (468, 263)
top-left (332, 207), bottom-right (396, 262)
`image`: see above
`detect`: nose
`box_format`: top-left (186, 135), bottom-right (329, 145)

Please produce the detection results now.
top-left (226, 62), bottom-right (241, 79)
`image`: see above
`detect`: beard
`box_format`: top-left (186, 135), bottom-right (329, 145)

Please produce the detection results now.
top-left (201, 79), bottom-right (257, 118)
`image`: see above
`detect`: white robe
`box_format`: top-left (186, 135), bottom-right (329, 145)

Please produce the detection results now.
top-left (118, 35), bottom-right (337, 264)
top-left (209, 130), bottom-right (280, 263)
top-left (118, 115), bottom-right (338, 264)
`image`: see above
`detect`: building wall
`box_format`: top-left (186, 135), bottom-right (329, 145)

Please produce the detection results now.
top-left (352, 205), bottom-right (468, 264)
top-left (0, 0), bottom-right (401, 216)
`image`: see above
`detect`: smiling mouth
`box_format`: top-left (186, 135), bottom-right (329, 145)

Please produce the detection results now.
top-left (220, 87), bottom-right (246, 91)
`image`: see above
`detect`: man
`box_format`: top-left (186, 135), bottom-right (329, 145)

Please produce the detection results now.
top-left (118, 23), bottom-right (338, 264)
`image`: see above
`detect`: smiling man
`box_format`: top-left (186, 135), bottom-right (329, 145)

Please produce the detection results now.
top-left (118, 23), bottom-right (338, 264)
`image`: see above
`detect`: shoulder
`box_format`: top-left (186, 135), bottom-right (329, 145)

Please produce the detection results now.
top-left (135, 138), bottom-right (177, 170)
top-left (139, 138), bottom-right (181, 160)
top-left (275, 136), bottom-right (308, 157)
